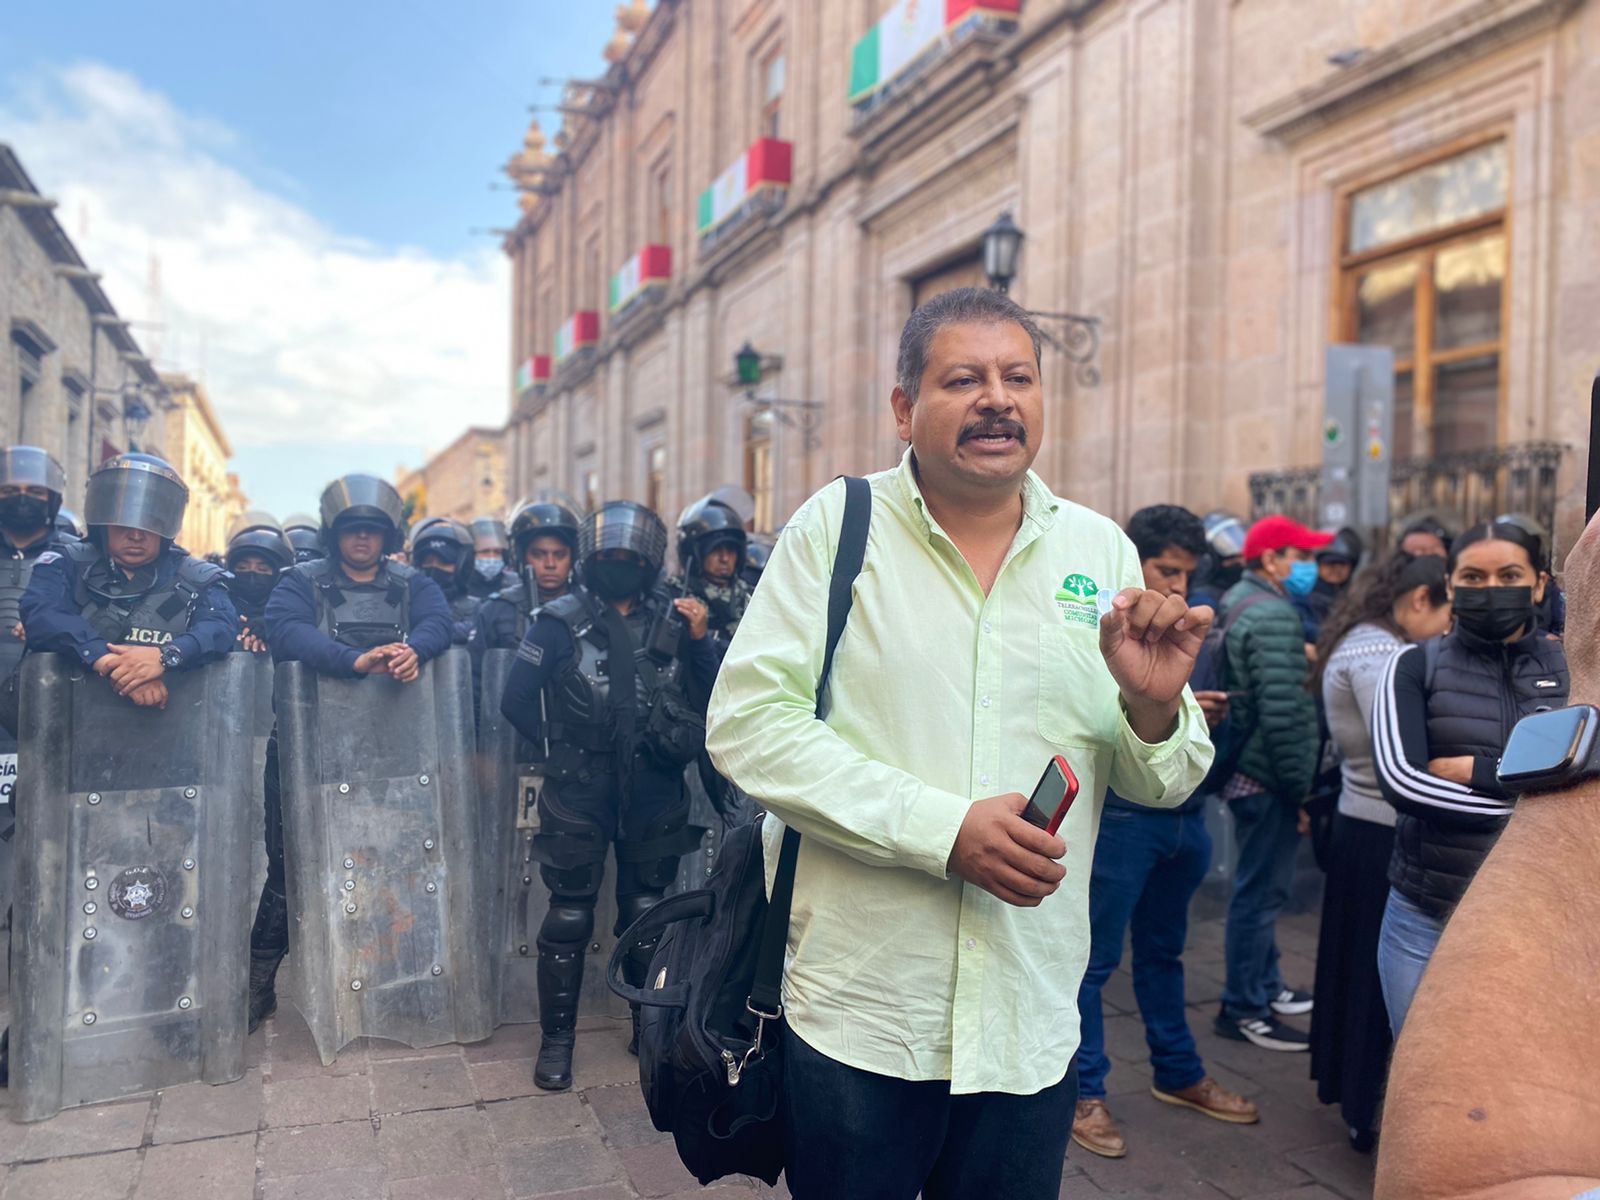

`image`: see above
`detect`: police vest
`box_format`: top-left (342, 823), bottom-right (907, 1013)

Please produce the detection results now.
top-left (66, 542), bottom-right (223, 647)
top-left (0, 536), bottom-right (60, 676)
top-left (299, 558), bottom-right (415, 650)
top-left (539, 586), bottom-right (703, 773)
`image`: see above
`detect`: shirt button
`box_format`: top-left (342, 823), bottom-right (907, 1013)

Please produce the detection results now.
top-left (980, 696), bottom-right (991, 708)
top-left (983, 621), bottom-right (992, 634)
top-left (979, 773), bottom-right (990, 786)
top-left (965, 938), bottom-right (977, 950)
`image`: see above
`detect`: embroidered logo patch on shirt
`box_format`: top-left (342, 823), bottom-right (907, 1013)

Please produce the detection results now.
top-left (1054, 573), bottom-right (1102, 628)
top-left (517, 641), bottom-right (544, 666)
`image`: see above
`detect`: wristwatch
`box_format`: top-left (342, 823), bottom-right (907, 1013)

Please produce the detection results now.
top-left (159, 644), bottom-right (185, 671)
top-left (1496, 705), bottom-right (1600, 792)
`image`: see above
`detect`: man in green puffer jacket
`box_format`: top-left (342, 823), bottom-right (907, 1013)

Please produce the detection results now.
top-left (1213, 515), bottom-right (1331, 1052)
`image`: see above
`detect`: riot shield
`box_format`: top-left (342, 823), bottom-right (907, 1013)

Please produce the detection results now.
top-left (275, 649), bottom-right (493, 1063)
top-left (674, 757), bottom-right (756, 896)
top-left (477, 648), bottom-right (622, 1027)
top-left (12, 653), bottom-right (254, 1122)
top-left (247, 654), bottom-right (274, 908)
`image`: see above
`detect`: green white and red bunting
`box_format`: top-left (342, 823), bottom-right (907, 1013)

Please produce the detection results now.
top-left (555, 312), bottom-right (598, 363)
top-left (515, 355), bottom-right (550, 391)
top-left (696, 138), bottom-right (794, 234)
top-left (849, 0), bottom-right (1022, 104)
top-left (609, 245), bottom-right (672, 312)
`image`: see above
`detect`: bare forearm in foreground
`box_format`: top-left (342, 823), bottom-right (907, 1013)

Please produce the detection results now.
top-left (1377, 783), bottom-right (1600, 1199)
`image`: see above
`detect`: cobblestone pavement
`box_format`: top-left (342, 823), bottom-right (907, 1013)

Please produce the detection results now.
top-left (0, 910), bottom-right (1373, 1199)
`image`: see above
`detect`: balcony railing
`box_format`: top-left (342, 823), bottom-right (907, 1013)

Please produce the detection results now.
top-left (1249, 441), bottom-right (1565, 542)
top-left (848, 0), bottom-right (1023, 122)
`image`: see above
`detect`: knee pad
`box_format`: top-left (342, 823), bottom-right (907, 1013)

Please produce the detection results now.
top-left (540, 858), bottom-right (605, 898)
top-left (616, 890), bottom-right (661, 937)
top-left (540, 900), bottom-right (595, 949)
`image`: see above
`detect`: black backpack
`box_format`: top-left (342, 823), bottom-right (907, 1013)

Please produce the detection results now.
top-left (1189, 589), bottom-right (1275, 792)
top-left (606, 476), bottom-right (870, 1186)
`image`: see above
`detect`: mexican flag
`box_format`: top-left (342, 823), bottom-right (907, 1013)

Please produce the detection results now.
top-left (555, 312), bottom-right (598, 363)
top-left (609, 245), bottom-right (673, 312)
top-left (515, 355), bottom-right (550, 391)
top-left (696, 138), bottom-right (794, 235)
top-left (849, 0), bottom-right (1022, 104)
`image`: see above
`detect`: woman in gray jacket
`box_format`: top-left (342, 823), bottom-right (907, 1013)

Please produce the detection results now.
top-left (1308, 553), bottom-right (1450, 1153)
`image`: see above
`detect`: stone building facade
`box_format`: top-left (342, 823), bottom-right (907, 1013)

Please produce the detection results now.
top-left (502, 0), bottom-right (1596, 552)
top-left (162, 374), bottom-right (247, 556)
top-left (1, 145), bottom-right (169, 506)
top-left (395, 426), bottom-right (509, 525)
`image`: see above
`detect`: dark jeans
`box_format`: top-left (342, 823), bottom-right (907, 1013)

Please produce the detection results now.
top-left (1221, 789), bottom-right (1302, 1020)
top-left (781, 1028), bottom-right (1078, 1200)
top-left (1077, 803), bottom-right (1210, 1098)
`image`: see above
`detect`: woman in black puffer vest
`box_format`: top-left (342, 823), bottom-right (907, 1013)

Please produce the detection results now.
top-left (1370, 521), bottom-right (1567, 1036)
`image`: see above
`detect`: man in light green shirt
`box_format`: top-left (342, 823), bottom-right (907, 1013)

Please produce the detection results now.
top-left (706, 287), bottom-right (1215, 1199)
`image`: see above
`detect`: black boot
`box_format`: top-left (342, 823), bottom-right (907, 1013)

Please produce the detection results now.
top-left (534, 941), bottom-right (585, 1091)
top-left (248, 949), bottom-right (284, 1034)
top-left (249, 884), bottom-right (290, 1035)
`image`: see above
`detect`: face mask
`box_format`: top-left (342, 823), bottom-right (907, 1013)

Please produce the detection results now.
top-left (0, 495), bottom-right (50, 531)
top-left (1453, 585), bottom-right (1535, 642)
top-left (423, 566), bottom-right (459, 593)
top-left (475, 558), bottom-right (504, 581)
top-left (586, 560), bottom-right (648, 600)
top-left (229, 572), bottom-right (277, 608)
top-left (1281, 559), bottom-right (1319, 597)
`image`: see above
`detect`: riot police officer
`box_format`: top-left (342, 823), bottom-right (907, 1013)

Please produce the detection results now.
top-left (248, 474), bottom-right (454, 1031)
top-left (676, 496), bottom-right (753, 646)
top-left (469, 515), bottom-right (515, 599)
top-left (282, 512), bottom-right (326, 564)
top-left (475, 500), bottom-right (579, 652)
top-left (0, 448), bottom-right (70, 671)
top-left (411, 515), bottom-right (479, 645)
top-left (224, 512), bottom-right (294, 654)
top-left (20, 453), bottom-right (237, 708)
top-left (498, 501), bottom-right (717, 1091)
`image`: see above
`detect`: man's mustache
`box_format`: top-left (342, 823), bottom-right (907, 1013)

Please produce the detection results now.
top-left (959, 418), bottom-right (1028, 446)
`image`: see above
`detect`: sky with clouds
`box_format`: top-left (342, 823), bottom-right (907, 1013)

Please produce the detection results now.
top-left (0, 1), bottom-right (616, 517)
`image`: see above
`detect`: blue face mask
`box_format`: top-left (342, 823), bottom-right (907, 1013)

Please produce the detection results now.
top-left (1282, 559), bottom-right (1318, 597)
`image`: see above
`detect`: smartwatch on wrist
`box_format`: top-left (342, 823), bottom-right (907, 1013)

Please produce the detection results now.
top-left (159, 644), bottom-right (185, 671)
top-left (1496, 705), bottom-right (1600, 793)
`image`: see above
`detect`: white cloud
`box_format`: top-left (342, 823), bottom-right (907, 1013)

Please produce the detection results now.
top-left (1, 62), bottom-right (508, 462)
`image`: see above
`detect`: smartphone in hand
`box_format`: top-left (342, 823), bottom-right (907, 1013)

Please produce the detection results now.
top-left (1023, 755), bottom-right (1080, 836)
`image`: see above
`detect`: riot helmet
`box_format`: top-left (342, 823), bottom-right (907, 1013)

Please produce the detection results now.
top-left (578, 501), bottom-right (667, 600)
top-left (54, 507), bottom-right (86, 541)
top-left (677, 495), bottom-right (748, 581)
top-left (470, 515), bottom-right (511, 584)
top-left (742, 532), bottom-right (775, 589)
top-left (509, 499), bottom-right (579, 599)
top-left (1202, 511), bottom-right (1247, 561)
top-left (411, 516), bottom-right (475, 594)
top-left (0, 445), bottom-right (67, 532)
top-left (225, 512), bottom-right (295, 574)
top-left (85, 452), bottom-right (188, 541)
top-left (318, 474), bottom-right (405, 554)
top-left (283, 514), bottom-right (325, 562)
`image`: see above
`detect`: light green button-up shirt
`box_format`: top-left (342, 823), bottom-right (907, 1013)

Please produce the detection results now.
top-left (705, 450), bottom-right (1214, 1095)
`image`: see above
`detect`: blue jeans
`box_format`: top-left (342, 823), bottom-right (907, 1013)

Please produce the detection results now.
top-left (1221, 790), bottom-right (1303, 1020)
top-left (1076, 803), bottom-right (1211, 1098)
top-left (781, 1028), bottom-right (1078, 1200)
top-left (1377, 887), bottom-right (1444, 1036)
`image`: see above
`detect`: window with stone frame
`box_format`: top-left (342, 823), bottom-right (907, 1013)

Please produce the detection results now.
top-left (910, 249), bottom-right (988, 310)
top-left (1338, 139), bottom-right (1508, 461)
top-left (743, 408), bottom-right (774, 533)
top-left (649, 152), bottom-right (674, 247)
top-left (756, 43), bottom-right (785, 141)
top-left (581, 467), bottom-right (601, 516)
top-left (644, 442), bottom-right (667, 514)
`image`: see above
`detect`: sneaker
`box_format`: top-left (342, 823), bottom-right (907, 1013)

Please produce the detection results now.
top-left (1270, 987), bottom-right (1314, 1016)
top-left (1213, 1011), bottom-right (1310, 1052)
top-left (1071, 1099), bottom-right (1127, 1158)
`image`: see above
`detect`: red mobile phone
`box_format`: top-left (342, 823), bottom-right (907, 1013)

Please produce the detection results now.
top-left (1023, 755), bottom-right (1080, 836)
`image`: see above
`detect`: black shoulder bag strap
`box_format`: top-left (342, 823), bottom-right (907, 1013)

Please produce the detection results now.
top-left (747, 476), bottom-right (871, 1019)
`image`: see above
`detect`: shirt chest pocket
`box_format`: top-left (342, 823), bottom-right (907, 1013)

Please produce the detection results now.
top-left (1036, 625), bottom-right (1116, 747)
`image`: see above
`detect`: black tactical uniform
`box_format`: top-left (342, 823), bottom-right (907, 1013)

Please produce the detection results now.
top-left (499, 501), bottom-right (718, 1091)
top-left (676, 496), bottom-right (754, 650)
top-left (412, 516), bottom-right (481, 645)
top-left (0, 448), bottom-right (71, 766)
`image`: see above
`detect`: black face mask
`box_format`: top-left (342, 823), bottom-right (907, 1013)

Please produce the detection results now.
top-left (229, 572), bottom-right (278, 609)
top-left (422, 565), bottom-right (459, 594)
top-left (0, 495), bottom-right (50, 532)
top-left (1453, 585), bottom-right (1535, 643)
top-left (586, 560), bottom-right (649, 601)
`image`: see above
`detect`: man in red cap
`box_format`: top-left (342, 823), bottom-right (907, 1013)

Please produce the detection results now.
top-left (1212, 515), bottom-right (1332, 1051)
